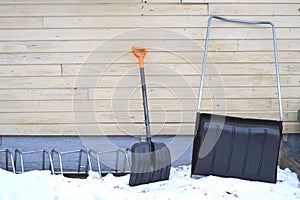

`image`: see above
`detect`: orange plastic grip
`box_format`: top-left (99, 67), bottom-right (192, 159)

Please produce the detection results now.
top-left (132, 46), bottom-right (147, 68)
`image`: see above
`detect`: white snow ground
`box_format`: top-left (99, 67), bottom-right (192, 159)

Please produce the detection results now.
top-left (0, 165), bottom-right (299, 200)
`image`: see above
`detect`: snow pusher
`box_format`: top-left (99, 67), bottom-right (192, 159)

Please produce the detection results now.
top-left (191, 16), bottom-right (283, 183)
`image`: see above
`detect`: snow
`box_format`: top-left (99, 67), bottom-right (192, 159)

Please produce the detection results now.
top-left (0, 166), bottom-right (299, 200)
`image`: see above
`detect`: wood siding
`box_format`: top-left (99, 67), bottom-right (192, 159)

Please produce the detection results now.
top-left (0, 0), bottom-right (299, 136)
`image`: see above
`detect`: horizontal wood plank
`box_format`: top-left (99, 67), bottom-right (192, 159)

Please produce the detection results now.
top-left (62, 63), bottom-right (300, 76)
top-left (0, 111), bottom-right (297, 124)
top-left (284, 122), bottom-right (300, 134)
top-left (2, 0), bottom-right (298, 4)
top-left (0, 87), bottom-right (296, 103)
top-left (0, 98), bottom-right (297, 113)
top-left (0, 4), bottom-right (207, 16)
top-left (209, 16), bottom-right (300, 28)
top-left (184, 0), bottom-right (300, 3)
top-left (239, 39), bottom-right (300, 51)
top-left (0, 40), bottom-right (235, 53)
top-left (0, 75), bottom-right (298, 88)
top-left (0, 89), bottom-right (88, 100)
top-left (0, 122), bottom-right (297, 135)
top-left (0, 51), bottom-right (298, 64)
top-left (0, 123), bottom-right (195, 136)
top-left (0, 28), bottom-right (298, 41)
top-left (95, 75), bottom-right (298, 88)
top-left (0, 39), bottom-right (298, 53)
top-left (0, 17), bottom-right (43, 29)
top-left (91, 87), bottom-right (299, 100)
top-left (43, 16), bottom-right (300, 28)
top-left (0, 0), bottom-right (297, 4)
top-left (209, 4), bottom-right (300, 16)
top-left (0, 65), bottom-right (61, 76)
top-left (0, 0), bottom-right (143, 4)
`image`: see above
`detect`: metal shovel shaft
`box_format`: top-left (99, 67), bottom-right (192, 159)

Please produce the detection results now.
top-left (132, 46), bottom-right (151, 143)
top-left (140, 67), bottom-right (151, 143)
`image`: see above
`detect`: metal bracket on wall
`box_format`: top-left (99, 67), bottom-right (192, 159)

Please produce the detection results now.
top-left (282, 135), bottom-right (288, 142)
top-left (298, 109), bottom-right (300, 122)
top-left (140, 136), bottom-right (146, 142)
top-left (0, 136), bottom-right (2, 145)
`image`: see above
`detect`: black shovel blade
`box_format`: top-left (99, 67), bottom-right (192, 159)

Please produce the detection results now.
top-left (192, 113), bottom-right (282, 183)
top-left (129, 142), bottom-right (171, 186)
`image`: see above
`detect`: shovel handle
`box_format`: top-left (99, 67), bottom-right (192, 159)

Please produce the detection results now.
top-left (132, 47), bottom-right (147, 68)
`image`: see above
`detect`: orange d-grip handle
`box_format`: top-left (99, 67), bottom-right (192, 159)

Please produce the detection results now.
top-left (132, 46), bottom-right (147, 68)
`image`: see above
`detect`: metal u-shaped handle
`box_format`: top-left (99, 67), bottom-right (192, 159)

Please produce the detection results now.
top-left (197, 16), bottom-right (283, 122)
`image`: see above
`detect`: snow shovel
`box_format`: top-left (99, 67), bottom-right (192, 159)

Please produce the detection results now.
top-left (129, 47), bottom-right (171, 186)
top-left (191, 16), bottom-right (283, 183)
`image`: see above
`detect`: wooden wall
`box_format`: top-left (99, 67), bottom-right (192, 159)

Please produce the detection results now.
top-left (0, 0), bottom-right (299, 136)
